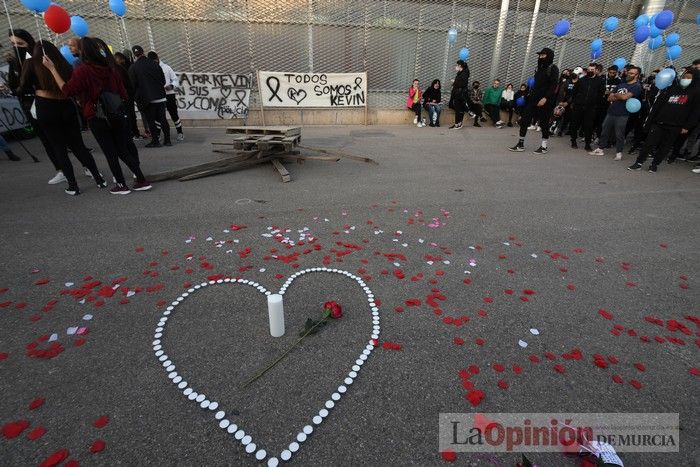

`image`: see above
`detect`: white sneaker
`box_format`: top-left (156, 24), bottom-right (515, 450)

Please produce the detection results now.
top-left (692, 167), bottom-right (700, 174)
top-left (84, 168), bottom-right (93, 178)
top-left (589, 148), bottom-right (605, 156)
top-left (421, 118), bottom-right (427, 126)
top-left (527, 125), bottom-right (537, 130)
top-left (535, 126), bottom-right (541, 132)
top-left (496, 120), bottom-right (504, 125)
top-left (614, 152), bottom-right (622, 161)
top-left (177, 133), bottom-right (184, 141)
top-left (417, 122), bottom-right (424, 128)
top-left (48, 171), bottom-right (66, 185)
top-left (468, 111), bottom-right (476, 118)
top-left (413, 116), bottom-right (418, 124)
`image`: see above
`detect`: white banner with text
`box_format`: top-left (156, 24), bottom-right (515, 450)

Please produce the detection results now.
top-left (258, 71), bottom-right (367, 108)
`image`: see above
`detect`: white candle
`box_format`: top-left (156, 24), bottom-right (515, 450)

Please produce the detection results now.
top-left (267, 294), bottom-right (285, 337)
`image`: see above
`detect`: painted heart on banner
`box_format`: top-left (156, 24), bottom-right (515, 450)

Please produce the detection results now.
top-left (219, 85), bottom-right (232, 99)
top-left (287, 88), bottom-right (307, 105)
top-left (152, 268), bottom-right (381, 466)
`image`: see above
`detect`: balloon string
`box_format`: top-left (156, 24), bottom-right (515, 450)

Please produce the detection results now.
top-left (33, 14), bottom-right (45, 55)
top-left (1, 0), bottom-right (20, 59)
top-left (120, 17), bottom-right (131, 52)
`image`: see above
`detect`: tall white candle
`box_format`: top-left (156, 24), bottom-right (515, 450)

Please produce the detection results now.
top-left (267, 294), bottom-right (285, 337)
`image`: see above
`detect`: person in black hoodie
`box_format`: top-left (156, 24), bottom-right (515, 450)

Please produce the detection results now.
top-left (423, 79), bottom-right (442, 127)
top-left (628, 68), bottom-right (700, 173)
top-left (568, 63), bottom-right (605, 150)
top-left (509, 47), bottom-right (559, 154)
top-left (129, 45), bottom-right (170, 147)
top-left (448, 60), bottom-right (470, 129)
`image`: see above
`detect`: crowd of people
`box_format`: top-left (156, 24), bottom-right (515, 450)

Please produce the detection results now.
top-left (408, 48), bottom-right (700, 174)
top-left (3, 29), bottom-right (186, 195)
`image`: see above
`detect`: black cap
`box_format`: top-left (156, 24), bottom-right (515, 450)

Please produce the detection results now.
top-left (535, 47), bottom-right (554, 55)
top-left (132, 45), bottom-right (144, 56)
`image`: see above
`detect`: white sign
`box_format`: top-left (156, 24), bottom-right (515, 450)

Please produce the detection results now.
top-left (259, 71), bottom-right (367, 108)
top-left (175, 72), bottom-right (251, 119)
top-left (0, 64), bottom-right (28, 131)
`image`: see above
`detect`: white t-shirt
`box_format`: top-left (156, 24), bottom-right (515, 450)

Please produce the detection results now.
top-left (502, 89), bottom-right (514, 101)
top-left (159, 61), bottom-right (179, 96)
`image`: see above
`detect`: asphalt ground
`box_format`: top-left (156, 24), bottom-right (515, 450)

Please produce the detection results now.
top-left (0, 123), bottom-right (698, 466)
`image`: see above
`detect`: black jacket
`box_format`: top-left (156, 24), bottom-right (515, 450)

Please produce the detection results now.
top-left (423, 82), bottom-right (441, 104)
top-left (570, 75), bottom-right (605, 109)
top-left (128, 56), bottom-right (166, 105)
top-left (530, 49), bottom-right (559, 105)
top-left (646, 71), bottom-right (700, 130)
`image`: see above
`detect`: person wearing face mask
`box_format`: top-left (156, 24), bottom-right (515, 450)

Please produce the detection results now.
top-left (513, 83), bottom-right (528, 122)
top-left (423, 79), bottom-right (442, 127)
top-left (594, 65), bottom-right (622, 144)
top-left (501, 83), bottom-right (515, 127)
top-left (448, 60), bottom-right (470, 129)
top-left (551, 69), bottom-right (574, 136)
top-left (483, 78), bottom-right (504, 128)
top-left (469, 81), bottom-right (484, 128)
top-left (568, 63), bottom-right (605, 150)
top-left (628, 69), bottom-right (700, 173)
top-left (589, 66), bottom-right (641, 161)
top-left (509, 47), bottom-right (559, 154)
top-left (6, 29), bottom-right (61, 181)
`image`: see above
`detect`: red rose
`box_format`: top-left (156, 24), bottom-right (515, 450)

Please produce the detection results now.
top-left (330, 303), bottom-right (342, 319)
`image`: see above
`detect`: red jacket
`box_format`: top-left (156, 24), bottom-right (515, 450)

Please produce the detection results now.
top-left (61, 63), bottom-right (127, 120)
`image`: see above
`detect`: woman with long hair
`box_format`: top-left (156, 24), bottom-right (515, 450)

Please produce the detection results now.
top-left (114, 51), bottom-right (142, 139)
top-left (19, 40), bottom-right (104, 195)
top-left (42, 37), bottom-right (151, 194)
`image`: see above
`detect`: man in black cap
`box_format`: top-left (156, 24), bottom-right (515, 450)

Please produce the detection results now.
top-left (509, 47), bottom-right (559, 154)
top-left (128, 45), bottom-right (171, 147)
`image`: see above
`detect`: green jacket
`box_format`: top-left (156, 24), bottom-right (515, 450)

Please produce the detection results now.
top-left (483, 86), bottom-right (503, 106)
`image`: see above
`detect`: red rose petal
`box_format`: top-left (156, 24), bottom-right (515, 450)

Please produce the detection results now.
top-left (0, 352), bottom-right (8, 360)
top-left (34, 279), bottom-right (50, 285)
top-left (27, 426), bottom-right (46, 440)
top-left (90, 439), bottom-right (106, 453)
top-left (625, 281), bottom-right (637, 287)
top-left (441, 449), bottom-right (457, 462)
top-left (475, 337), bottom-right (486, 346)
top-left (29, 398), bottom-right (45, 410)
top-left (493, 363), bottom-right (505, 373)
top-left (689, 368), bottom-right (700, 377)
top-left (497, 379), bottom-right (509, 389)
top-left (612, 374), bottom-right (624, 384)
top-left (512, 365), bottom-right (523, 375)
top-left (453, 337), bottom-right (465, 346)
top-left (39, 449), bottom-right (69, 467)
top-left (554, 364), bottom-right (566, 374)
top-left (519, 296), bottom-right (529, 302)
top-left (598, 309), bottom-right (613, 320)
top-left (468, 365), bottom-right (480, 375)
top-left (629, 379), bottom-right (642, 390)
top-left (566, 283), bottom-right (576, 291)
top-left (483, 297), bottom-right (493, 303)
top-left (2, 420), bottom-right (30, 439)
top-left (93, 415), bottom-right (109, 429)
top-left (528, 355), bottom-right (540, 363)
top-left (465, 389), bottom-right (485, 407)
top-left (504, 289), bottom-right (514, 295)
top-left (634, 362), bottom-right (646, 372)
top-left (523, 289), bottom-right (536, 295)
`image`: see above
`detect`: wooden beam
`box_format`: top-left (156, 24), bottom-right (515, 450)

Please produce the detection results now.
top-left (271, 159), bottom-right (291, 182)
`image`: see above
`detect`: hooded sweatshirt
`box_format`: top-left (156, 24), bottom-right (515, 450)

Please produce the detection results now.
top-left (61, 63), bottom-right (128, 120)
top-left (423, 80), bottom-right (441, 104)
top-left (530, 48), bottom-right (559, 106)
top-left (646, 69), bottom-right (700, 129)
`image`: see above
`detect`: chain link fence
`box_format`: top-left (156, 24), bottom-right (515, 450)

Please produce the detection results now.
top-left (2, 0), bottom-right (698, 109)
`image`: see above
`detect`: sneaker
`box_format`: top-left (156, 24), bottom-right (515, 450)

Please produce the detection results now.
top-left (480, 117), bottom-right (487, 123)
top-left (109, 184), bottom-right (131, 195)
top-left (589, 148), bottom-right (605, 156)
top-left (473, 122), bottom-right (481, 127)
top-left (449, 122), bottom-right (463, 130)
top-left (417, 122), bottom-right (424, 128)
top-left (64, 186), bottom-right (80, 196)
top-left (496, 120), bottom-right (504, 126)
top-left (133, 180), bottom-right (152, 191)
top-left (413, 116), bottom-right (418, 125)
top-left (688, 154), bottom-right (700, 162)
top-left (84, 168), bottom-right (93, 178)
top-left (431, 113), bottom-right (437, 124)
top-left (145, 141), bottom-right (161, 148)
top-left (614, 152), bottom-right (622, 161)
top-left (549, 123), bottom-right (557, 134)
top-left (692, 166), bottom-right (700, 174)
top-left (507, 122), bottom-right (513, 127)
top-left (422, 118), bottom-right (427, 126)
top-left (163, 140), bottom-right (173, 147)
top-left (48, 171), bottom-right (67, 185)
top-left (133, 135), bottom-right (144, 141)
top-left (535, 126), bottom-right (541, 132)
top-left (571, 141), bottom-right (578, 149)
top-left (648, 165), bottom-right (657, 173)
top-left (628, 146), bottom-right (638, 155)
top-left (627, 163), bottom-right (642, 171)
top-left (6, 150), bottom-right (20, 161)
top-left (496, 123), bottom-right (504, 129)
top-left (468, 111), bottom-right (476, 118)
top-left (584, 145), bottom-right (592, 152)
top-left (533, 146), bottom-right (548, 154)
top-left (508, 144), bottom-right (525, 152)
top-left (96, 179), bottom-right (107, 188)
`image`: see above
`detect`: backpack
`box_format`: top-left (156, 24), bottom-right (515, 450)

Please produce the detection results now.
top-left (95, 90), bottom-right (127, 124)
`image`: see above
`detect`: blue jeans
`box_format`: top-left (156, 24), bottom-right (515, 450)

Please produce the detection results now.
top-left (427, 104), bottom-right (442, 124)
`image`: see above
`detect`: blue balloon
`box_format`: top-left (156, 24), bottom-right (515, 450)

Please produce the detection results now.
top-left (649, 24), bottom-right (662, 38)
top-left (613, 57), bottom-right (627, 71)
top-left (603, 16), bottom-right (619, 33)
top-left (634, 26), bottom-right (650, 44)
top-left (527, 77), bottom-right (535, 88)
top-left (591, 38), bottom-right (603, 51)
top-left (458, 47), bottom-right (469, 61)
top-left (109, 0), bottom-right (127, 17)
top-left (697, 13), bottom-right (700, 25)
top-left (655, 68), bottom-right (675, 90)
top-left (654, 10), bottom-right (673, 30)
top-left (70, 15), bottom-right (89, 38)
top-left (625, 98), bottom-right (641, 114)
top-left (447, 28), bottom-right (458, 45)
top-left (634, 15), bottom-right (649, 29)
top-left (553, 19), bottom-right (570, 38)
top-left (591, 49), bottom-right (602, 60)
top-left (515, 96), bottom-right (526, 107)
top-left (648, 36), bottom-right (663, 50)
top-left (666, 44), bottom-right (682, 61)
top-left (60, 45), bottom-right (76, 65)
top-left (20, 0), bottom-right (50, 13)
top-left (665, 32), bottom-right (679, 47)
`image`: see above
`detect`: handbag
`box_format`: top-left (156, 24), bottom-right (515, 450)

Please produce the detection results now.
top-left (95, 90), bottom-right (127, 124)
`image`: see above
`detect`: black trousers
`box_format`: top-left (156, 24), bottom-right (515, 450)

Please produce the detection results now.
top-left (35, 97), bottom-right (101, 189)
top-left (569, 105), bottom-right (597, 147)
top-left (165, 94), bottom-right (182, 132)
top-left (22, 99), bottom-right (60, 171)
top-left (409, 102), bottom-right (421, 119)
top-left (89, 117), bottom-right (145, 185)
top-left (519, 104), bottom-right (552, 139)
top-left (146, 101), bottom-right (170, 142)
top-left (635, 123), bottom-right (682, 167)
top-left (126, 98), bottom-right (140, 137)
top-left (484, 104), bottom-right (500, 125)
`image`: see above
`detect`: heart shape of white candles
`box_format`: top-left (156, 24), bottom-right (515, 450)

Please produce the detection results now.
top-left (152, 267), bottom-right (380, 466)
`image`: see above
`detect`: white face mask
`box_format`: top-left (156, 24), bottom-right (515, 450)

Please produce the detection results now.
top-left (680, 78), bottom-right (692, 88)
top-left (455, 66), bottom-right (461, 72)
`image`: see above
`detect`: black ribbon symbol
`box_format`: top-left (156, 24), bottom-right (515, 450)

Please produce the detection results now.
top-left (266, 76), bottom-right (283, 103)
top-left (354, 76), bottom-right (363, 91)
